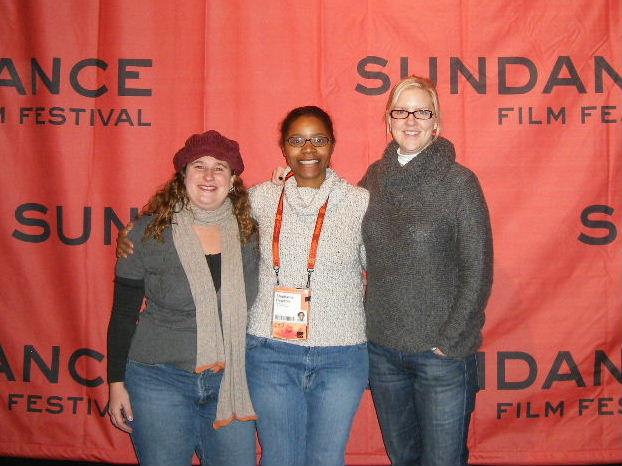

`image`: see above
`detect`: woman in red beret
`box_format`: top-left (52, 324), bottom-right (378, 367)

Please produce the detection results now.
top-left (107, 130), bottom-right (258, 466)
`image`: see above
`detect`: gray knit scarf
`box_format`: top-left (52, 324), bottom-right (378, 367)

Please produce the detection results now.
top-left (172, 198), bottom-right (256, 428)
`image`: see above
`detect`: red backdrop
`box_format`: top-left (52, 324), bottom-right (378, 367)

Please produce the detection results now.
top-left (1, 1), bottom-right (620, 464)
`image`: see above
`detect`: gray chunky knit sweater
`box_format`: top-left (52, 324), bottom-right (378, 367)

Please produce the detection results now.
top-left (247, 168), bottom-right (368, 346)
top-left (360, 137), bottom-right (493, 359)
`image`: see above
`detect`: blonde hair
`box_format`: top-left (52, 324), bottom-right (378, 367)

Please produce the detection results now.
top-left (385, 76), bottom-right (441, 142)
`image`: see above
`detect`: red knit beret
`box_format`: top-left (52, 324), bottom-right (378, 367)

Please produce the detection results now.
top-left (173, 130), bottom-right (244, 174)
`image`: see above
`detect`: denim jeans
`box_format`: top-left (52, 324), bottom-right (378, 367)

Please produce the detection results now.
top-left (125, 360), bottom-right (257, 466)
top-left (368, 342), bottom-right (479, 466)
top-left (246, 335), bottom-right (369, 466)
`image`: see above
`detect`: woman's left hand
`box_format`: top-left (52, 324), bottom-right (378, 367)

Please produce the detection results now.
top-left (271, 166), bottom-right (287, 185)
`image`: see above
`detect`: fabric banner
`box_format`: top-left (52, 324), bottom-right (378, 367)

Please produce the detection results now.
top-left (1, 1), bottom-right (620, 464)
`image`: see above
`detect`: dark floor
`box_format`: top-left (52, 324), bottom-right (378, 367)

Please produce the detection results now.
top-left (0, 461), bottom-right (116, 466)
top-left (1, 459), bottom-right (620, 466)
top-left (0, 460), bottom-right (131, 466)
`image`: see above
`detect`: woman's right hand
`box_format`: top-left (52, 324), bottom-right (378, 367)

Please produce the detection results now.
top-left (108, 382), bottom-right (134, 433)
top-left (116, 222), bottom-right (135, 258)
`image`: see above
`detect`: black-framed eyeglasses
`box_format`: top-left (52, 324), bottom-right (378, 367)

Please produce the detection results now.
top-left (286, 136), bottom-right (331, 147)
top-left (389, 109), bottom-right (434, 120)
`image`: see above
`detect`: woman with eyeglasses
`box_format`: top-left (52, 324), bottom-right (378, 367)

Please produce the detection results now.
top-left (245, 105), bottom-right (369, 466)
top-left (360, 76), bottom-right (493, 466)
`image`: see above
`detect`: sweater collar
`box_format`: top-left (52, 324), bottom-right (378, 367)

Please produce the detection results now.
top-left (378, 137), bottom-right (457, 201)
top-left (283, 168), bottom-right (345, 216)
top-left (382, 137), bottom-right (456, 167)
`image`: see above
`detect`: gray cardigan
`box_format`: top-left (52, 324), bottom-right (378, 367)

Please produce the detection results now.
top-left (112, 215), bottom-right (259, 375)
top-left (360, 137), bottom-right (493, 359)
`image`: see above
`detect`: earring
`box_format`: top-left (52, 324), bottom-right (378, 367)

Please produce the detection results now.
top-left (229, 186), bottom-right (235, 193)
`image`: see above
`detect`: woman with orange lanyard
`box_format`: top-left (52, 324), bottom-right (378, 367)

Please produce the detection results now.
top-left (246, 106), bottom-right (368, 466)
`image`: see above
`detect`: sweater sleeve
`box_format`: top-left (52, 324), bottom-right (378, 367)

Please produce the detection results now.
top-left (358, 190), bottom-right (369, 270)
top-left (436, 173), bottom-right (493, 356)
top-left (107, 276), bottom-right (145, 382)
top-left (107, 220), bottom-right (148, 382)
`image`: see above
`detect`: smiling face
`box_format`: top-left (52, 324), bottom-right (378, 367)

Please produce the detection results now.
top-left (389, 86), bottom-right (438, 155)
top-left (184, 155), bottom-right (234, 211)
top-left (281, 115), bottom-right (334, 188)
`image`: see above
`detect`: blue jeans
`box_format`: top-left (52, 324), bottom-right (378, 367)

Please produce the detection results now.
top-left (246, 335), bottom-right (369, 466)
top-left (125, 360), bottom-right (257, 466)
top-left (368, 342), bottom-right (479, 466)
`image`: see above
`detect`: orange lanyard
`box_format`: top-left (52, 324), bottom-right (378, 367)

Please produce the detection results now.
top-left (272, 172), bottom-right (329, 287)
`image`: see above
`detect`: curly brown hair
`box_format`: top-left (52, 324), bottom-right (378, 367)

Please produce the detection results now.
top-left (142, 172), bottom-right (257, 244)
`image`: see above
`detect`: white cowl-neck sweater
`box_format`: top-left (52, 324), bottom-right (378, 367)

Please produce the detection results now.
top-left (247, 168), bottom-right (369, 346)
